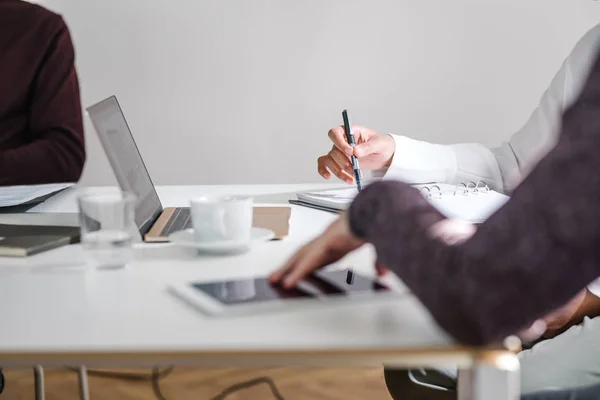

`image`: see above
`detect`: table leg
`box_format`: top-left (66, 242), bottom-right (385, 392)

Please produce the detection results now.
top-left (457, 368), bottom-right (474, 400)
top-left (33, 365), bottom-right (45, 400)
top-left (458, 352), bottom-right (520, 400)
top-left (78, 365), bottom-right (90, 400)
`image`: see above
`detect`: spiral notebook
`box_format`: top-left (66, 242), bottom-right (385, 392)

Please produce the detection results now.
top-left (292, 181), bottom-right (509, 223)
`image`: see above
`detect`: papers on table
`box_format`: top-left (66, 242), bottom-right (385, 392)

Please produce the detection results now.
top-left (294, 183), bottom-right (509, 223)
top-left (0, 183), bottom-right (73, 208)
top-left (296, 188), bottom-right (357, 211)
top-left (427, 189), bottom-right (509, 223)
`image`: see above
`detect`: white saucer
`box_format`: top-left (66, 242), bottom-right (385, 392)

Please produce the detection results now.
top-left (168, 227), bottom-right (275, 254)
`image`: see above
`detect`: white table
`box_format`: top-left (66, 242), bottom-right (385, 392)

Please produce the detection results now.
top-left (0, 184), bottom-right (520, 400)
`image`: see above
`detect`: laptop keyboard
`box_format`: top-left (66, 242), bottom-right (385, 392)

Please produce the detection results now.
top-left (159, 207), bottom-right (192, 236)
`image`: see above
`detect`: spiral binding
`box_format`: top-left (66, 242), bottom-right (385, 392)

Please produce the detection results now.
top-left (419, 180), bottom-right (490, 200)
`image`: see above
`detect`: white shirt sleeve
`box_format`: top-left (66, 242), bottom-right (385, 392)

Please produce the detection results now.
top-left (370, 135), bottom-right (458, 184)
top-left (372, 134), bottom-right (505, 190)
top-left (373, 23), bottom-right (600, 296)
top-left (374, 23), bottom-right (600, 195)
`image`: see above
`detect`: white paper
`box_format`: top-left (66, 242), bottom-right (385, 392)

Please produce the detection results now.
top-left (0, 183), bottom-right (73, 208)
top-left (428, 191), bottom-right (509, 222)
top-left (297, 188), bottom-right (358, 210)
top-left (296, 183), bottom-right (509, 222)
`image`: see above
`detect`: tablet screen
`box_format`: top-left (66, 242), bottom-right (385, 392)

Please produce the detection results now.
top-left (190, 270), bottom-right (389, 305)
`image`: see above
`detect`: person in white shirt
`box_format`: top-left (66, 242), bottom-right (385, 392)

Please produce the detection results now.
top-left (317, 22), bottom-right (600, 396)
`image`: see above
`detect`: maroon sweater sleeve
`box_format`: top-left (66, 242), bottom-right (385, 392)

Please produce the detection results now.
top-left (348, 50), bottom-right (600, 346)
top-left (0, 15), bottom-right (85, 185)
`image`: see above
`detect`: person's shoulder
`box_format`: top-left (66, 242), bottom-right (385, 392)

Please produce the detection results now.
top-left (575, 23), bottom-right (600, 49)
top-left (569, 23), bottom-right (600, 61)
top-left (2, 1), bottom-right (67, 33)
top-left (580, 23), bottom-right (600, 41)
top-left (558, 23), bottom-right (600, 105)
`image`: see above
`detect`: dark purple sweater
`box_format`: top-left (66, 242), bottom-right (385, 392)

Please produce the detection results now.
top-left (0, 0), bottom-right (85, 185)
top-left (348, 48), bottom-right (600, 346)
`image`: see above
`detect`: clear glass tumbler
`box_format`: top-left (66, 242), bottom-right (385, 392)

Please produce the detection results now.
top-left (78, 190), bottom-right (136, 269)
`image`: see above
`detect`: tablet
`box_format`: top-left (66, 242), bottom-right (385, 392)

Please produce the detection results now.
top-left (169, 269), bottom-right (404, 317)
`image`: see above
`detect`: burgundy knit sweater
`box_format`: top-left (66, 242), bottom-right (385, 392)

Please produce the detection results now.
top-left (0, 0), bottom-right (85, 185)
top-left (349, 48), bottom-right (600, 346)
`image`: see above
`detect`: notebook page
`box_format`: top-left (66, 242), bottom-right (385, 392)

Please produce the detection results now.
top-left (300, 188), bottom-right (358, 200)
top-left (0, 183), bottom-right (73, 208)
top-left (296, 188), bottom-right (358, 210)
top-left (428, 191), bottom-right (509, 222)
top-left (296, 184), bottom-right (509, 222)
top-left (297, 184), bottom-right (459, 210)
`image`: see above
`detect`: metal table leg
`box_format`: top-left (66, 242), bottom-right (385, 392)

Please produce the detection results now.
top-left (458, 352), bottom-right (521, 400)
top-left (33, 365), bottom-right (45, 400)
top-left (457, 368), bottom-right (474, 400)
top-left (78, 365), bottom-right (90, 400)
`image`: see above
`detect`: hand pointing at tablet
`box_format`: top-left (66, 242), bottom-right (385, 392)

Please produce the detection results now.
top-left (270, 214), bottom-right (476, 289)
top-left (269, 213), bottom-right (364, 289)
top-left (270, 211), bottom-right (588, 343)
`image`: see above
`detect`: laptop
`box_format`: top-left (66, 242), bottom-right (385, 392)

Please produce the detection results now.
top-left (85, 95), bottom-right (191, 242)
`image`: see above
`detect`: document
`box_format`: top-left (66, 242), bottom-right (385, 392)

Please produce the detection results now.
top-left (0, 183), bottom-right (73, 208)
top-left (294, 183), bottom-right (509, 223)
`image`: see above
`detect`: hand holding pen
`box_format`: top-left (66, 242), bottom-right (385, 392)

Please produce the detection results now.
top-left (317, 123), bottom-right (395, 184)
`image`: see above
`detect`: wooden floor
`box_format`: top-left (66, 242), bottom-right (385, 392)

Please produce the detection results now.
top-left (0, 367), bottom-right (394, 400)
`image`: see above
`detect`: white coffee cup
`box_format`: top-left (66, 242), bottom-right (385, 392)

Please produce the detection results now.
top-left (190, 195), bottom-right (253, 244)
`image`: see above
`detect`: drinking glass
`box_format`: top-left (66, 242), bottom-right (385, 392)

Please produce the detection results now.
top-left (78, 190), bottom-right (136, 269)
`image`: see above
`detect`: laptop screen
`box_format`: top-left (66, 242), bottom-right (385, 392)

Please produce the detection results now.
top-left (86, 96), bottom-right (163, 234)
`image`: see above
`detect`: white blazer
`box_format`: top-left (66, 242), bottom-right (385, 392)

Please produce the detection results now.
top-left (374, 23), bottom-right (600, 297)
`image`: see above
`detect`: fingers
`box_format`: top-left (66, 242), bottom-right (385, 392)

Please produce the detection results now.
top-left (317, 156), bottom-right (331, 179)
top-left (328, 127), bottom-right (354, 156)
top-left (317, 154), bottom-right (355, 183)
top-left (269, 244), bottom-right (309, 283)
top-left (269, 239), bottom-right (327, 289)
top-left (354, 135), bottom-right (390, 158)
top-left (329, 147), bottom-right (353, 175)
top-left (282, 244), bottom-right (327, 288)
top-left (354, 140), bottom-right (374, 158)
top-left (328, 125), bottom-right (377, 154)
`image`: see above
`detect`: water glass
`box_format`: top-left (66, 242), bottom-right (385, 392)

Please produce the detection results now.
top-left (78, 190), bottom-right (136, 269)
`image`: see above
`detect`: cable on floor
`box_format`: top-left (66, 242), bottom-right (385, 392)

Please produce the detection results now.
top-left (68, 366), bottom-right (286, 400)
top-left (150, 370), bottom-right (286, 400)
top-left (151, 367), bottom-right (168, 400)
top-left (206, 376), bottom-right (286, 400)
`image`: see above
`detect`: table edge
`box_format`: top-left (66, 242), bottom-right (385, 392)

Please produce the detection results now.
top-left (0, 346), bottom-right (513, 368)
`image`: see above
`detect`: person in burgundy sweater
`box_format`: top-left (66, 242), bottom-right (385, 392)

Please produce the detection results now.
top-left (270, 42), bottom-right (600, 400)
top-left (0, 0), bottom-right (85, 186)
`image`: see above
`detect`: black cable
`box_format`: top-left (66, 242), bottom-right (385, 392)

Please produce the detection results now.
top-left (151, 367), bottom-right (169, 400)
top-left (208, 376), bottom-right (286, 400)
top-left (68, 365), bottom-right (286, 400)
top-left (149, 372), bottom-right (286, 400)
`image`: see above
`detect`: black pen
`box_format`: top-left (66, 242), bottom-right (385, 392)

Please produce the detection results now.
top-left (342, 110), bottom-right (361, 285)
top-left (342, 110), bottom-right (363, 191)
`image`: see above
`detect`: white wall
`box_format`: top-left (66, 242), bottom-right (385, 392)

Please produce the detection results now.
top-left (44, 0), bottom-right (599, 186)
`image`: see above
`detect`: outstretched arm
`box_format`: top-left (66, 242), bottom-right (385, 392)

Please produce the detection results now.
top-left (349, 48), bottom-right (600, 346)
